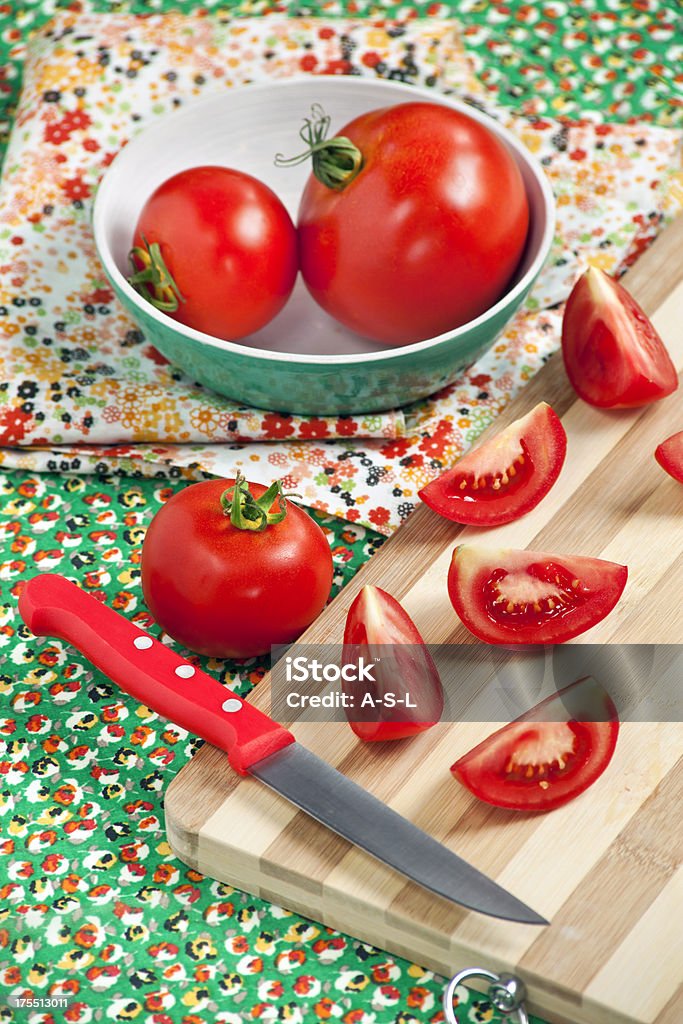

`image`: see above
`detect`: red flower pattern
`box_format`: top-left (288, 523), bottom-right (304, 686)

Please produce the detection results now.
top-left (0, 407), bottom-right (33, 444)
top-left (62, 109), bottom-right (92, 132)
top-left (299, 418), bottom-right (331, 439)
top-left (379, 437), bottom-right (411, 459)
top-left (335, 417), bottom-right (359, 436)
top-left (44, 120), bottom-right (72, 145)
top-left (368, 506), bottom-right (390, 527)
top-left (418, 421), bottom-right (453, 460)
top-left (61, 174), bottom-right (91, 201)
top-left (261, 412), bottom-right (295, 438)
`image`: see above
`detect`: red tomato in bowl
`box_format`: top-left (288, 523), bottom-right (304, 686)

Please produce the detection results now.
top-left (129, 166), bottom-right (298, 340)
top-left (343, 586), bottom-right (444, 741)
top-left (419, 402), bottom-right (566, 526)
top-left (448, 546), bottom-right (628, 645)
top-left (655, 431), bottom-right (683, 483)
top-left (561, 266), bottom-right (678, 408)
top-left (293, 102), bottom-right (529, 346)
top-left (141, 476), bottom-right (333, 658)
top-left (451, 677), bottom-right (619, 811)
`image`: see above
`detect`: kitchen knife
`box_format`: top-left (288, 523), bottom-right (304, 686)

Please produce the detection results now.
top-left (19, 573), bottom-right (547, 926)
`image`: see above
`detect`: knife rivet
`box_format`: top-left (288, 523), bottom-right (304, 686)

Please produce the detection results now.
top-left (174, 665), bottom-right (195, 679)
top-left (221, 698), bottom-right (242, 713)
top-left (133, 636), bottom-right (153, 650)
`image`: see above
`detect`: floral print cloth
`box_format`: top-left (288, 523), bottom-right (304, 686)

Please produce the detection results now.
top-left (2, 0), bottom-right (682, 146)
top-left (1, 12), bottom-right (681, 534)
top-left (2, 4), bottom-right (683, 1024)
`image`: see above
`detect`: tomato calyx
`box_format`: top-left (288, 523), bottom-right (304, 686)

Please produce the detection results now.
top-left (219, 472), bottom-right (299, 532)
top-left (274, 104), bottom-right (363, 191)
top-left (128, 234), bottom-right (186, 312)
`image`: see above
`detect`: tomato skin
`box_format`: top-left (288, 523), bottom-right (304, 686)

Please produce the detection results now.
top-left (655, 431), bottom-right (683, 483)
top-left (451, 678), bottom-right (619, 811)
top-left (343, 586), bottom-right (443, 741)
top-left (419, 402), bottom-right (566, 526)
top-left (141, 480), bottom-right (333, 658)
top-left (131, 166), bottom-right (298, 340)
top-left (448, 546), bottom-right (628, 645)
top-left (561, 267), bottom-right (678, 408)
top-left (298, 103), bottom-right (529, 346)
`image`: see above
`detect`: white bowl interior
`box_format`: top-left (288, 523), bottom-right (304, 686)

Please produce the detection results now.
top-left (94, 77), bottom-right (554, 360)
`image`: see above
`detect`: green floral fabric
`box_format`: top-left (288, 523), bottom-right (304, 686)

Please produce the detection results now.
top-left (1, 1), bottom-right (681, 1021)
top-left (0, 0), bottom-right (681, 165)
top-left (0, 470), bottom-right (543, 1024)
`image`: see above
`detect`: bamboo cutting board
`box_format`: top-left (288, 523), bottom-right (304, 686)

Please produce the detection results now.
top-left (165, 217), bottom-right (683, 1024)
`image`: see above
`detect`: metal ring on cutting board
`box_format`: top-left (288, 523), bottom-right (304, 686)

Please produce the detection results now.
top-left (443, 967), bottom-right (529, 1024)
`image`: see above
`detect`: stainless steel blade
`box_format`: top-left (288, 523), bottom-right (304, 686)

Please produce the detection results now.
top-left (251, 742), bottom-right (547, 925)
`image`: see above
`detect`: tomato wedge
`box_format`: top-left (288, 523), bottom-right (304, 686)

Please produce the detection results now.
top-left (451, 677), bottom-right (619, 811)
top-left (561, 266), bottom-right (678, 408)
top-left (343, 586), bottom-right (444, 741)
top-left (418, 402), bottom-right (566, 526)
top-left (448, 546), bottom-right (628, 645)
top-left (655, 430), bottom-right (683, 483)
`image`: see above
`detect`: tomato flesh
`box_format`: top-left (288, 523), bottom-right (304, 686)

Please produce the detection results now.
top-left (451, 677), bottom-right (619, 811)
top-left (298, 102), bottom-right (529, 346)
top-left (561, 266), bottom-right (678, 408)
top-left (141, 479), bottom-right (333, 658)
top-left (419, 402), bottom-right (566, 526)
top-left (655, 430), bottom-right (683, 483)
top-left (130, 166), bottom-right (298, 341)
top-left (448, 546), bottom-right (628, 645)
top-left (343, 586), bottom-right (444, 741)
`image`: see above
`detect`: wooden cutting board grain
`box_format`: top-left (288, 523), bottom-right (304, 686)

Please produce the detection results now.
top-left (165, 217), bottom-right (683, 1024)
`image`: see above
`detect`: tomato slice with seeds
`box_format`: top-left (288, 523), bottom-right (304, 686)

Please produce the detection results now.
top-left (451, 677), bottom-right (619, 811)
top-left (448, 546), bottom-right (628, 645)
top-left (418, 402), bottom-right (566, 526)
top-left (561, 266), bottom-right (678, 408)
top-left (655, 431), bottom-right (683, 484)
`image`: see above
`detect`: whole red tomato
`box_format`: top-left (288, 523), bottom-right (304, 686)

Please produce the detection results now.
top-left (141, 476), bottom-right (333, 658)
top-left (129, 166), bottom-right (298, 340)
top-left (288, 102), bottom-right (529, 345)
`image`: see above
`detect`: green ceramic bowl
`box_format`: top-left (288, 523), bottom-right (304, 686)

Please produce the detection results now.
top-left (93, 78), bottom-right (555, 415)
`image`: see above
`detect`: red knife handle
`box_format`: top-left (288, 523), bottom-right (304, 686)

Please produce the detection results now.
top-left (18, 573), bottom-right (295, 774)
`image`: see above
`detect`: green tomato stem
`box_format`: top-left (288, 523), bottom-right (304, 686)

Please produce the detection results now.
top-left (274, 103), bottom-right (363, 191)
top-left (220, 472), bottom-right (300, 532)
top-left (128, 234), bottom-right (185, 312)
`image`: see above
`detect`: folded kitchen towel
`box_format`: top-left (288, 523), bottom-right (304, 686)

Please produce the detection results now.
top-left (1, 12), bottom-right (681, 533)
